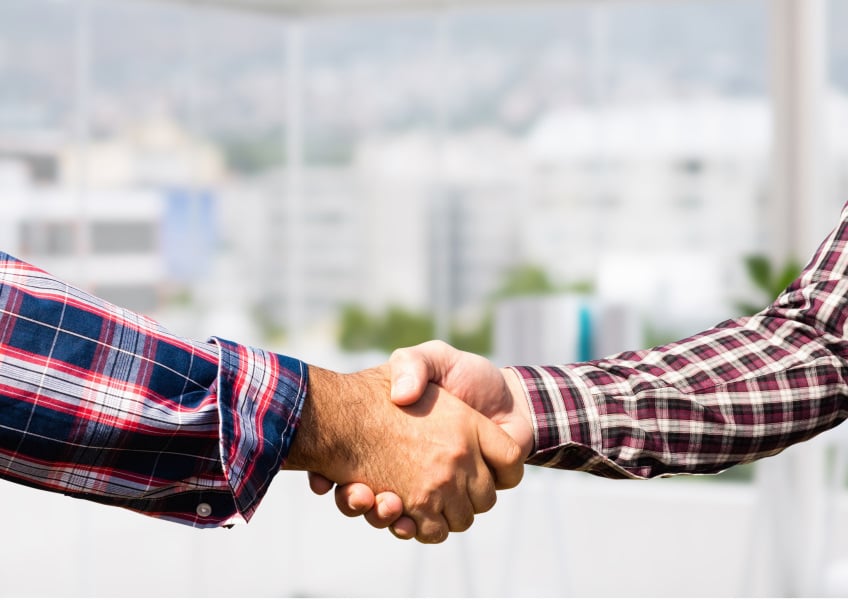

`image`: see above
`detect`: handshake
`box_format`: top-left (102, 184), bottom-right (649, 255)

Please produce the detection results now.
top-left (284, 340), bottom-right (534, 544)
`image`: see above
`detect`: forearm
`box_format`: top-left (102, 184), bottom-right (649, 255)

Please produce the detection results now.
top-left (0, 252), bottom-right (307, 526)
top-left (511, 205), bottom-right (848, 478)
top-left (512, 317), bottom-right (848, 478)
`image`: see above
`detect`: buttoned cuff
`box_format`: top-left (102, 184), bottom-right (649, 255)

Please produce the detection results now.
top-left (211, 338), bottom-right (308, 524)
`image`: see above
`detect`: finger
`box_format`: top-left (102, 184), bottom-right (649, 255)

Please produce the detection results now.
top-left (308, 472), bottom-right (335, 495)
top-left (466, 470), bottom-right (498, 515)
top-left (334, 483), bottom-right (377, 517)
top-left (389, 347), bottom-right (433, 406)
top-left (363, 492), bottom-right (404, 529)
top-left (476, 415), bottom-right (525, 490)
top-left (389, 516), bottom-right (417, 540)
top-left (414, 513), bottom-right (450, 544)
top-left (443, 497), bottom-right (475, 533)
top-left (389, 340), bottom-right (456, 406)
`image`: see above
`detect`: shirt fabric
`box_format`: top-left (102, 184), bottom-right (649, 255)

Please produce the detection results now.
top-left (0, 252), bottom-right (307, 527)
top-left (514, 203), bottom-right (848, 478)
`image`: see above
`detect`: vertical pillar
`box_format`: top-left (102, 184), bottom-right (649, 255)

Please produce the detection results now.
top-left (769, 0), bottom-right (828, 261)
top-left (74, 0), bottom-right (92, 288)
top-left (757, 6), bottom-right (829, 596)
top-left (182, 6), bottom-right (206, 338)
top-left (285, 20), bottom-right (306, 347)
top-left (431, 12), bottom-right (452, 343)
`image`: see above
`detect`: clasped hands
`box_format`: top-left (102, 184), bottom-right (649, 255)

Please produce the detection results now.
top-left (284, 341), bottom-right (534, 544)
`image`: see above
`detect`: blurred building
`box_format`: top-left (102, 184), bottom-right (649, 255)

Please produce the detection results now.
top-left (218, 166), bottom-right (366, 337)
top-left (0, 119), bottom-right (225, 320)
top-left (245, 97), bottom-right (771, 343)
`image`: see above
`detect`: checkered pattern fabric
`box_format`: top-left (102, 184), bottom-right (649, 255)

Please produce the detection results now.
top-left (516, 205), bottom-right (848, 478)
top-left (0, 252), bottom-right (307, 526)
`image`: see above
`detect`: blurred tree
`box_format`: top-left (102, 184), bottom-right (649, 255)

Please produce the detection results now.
top-left (219, 132), bottom-right (284, 174)
top-left (336, 264), bottom-right (592, 356)
top-left (447, 265), bottom-right (593, 356)
top-left (218, 130), bottom-right (353, 175)
top-left (449, 314), bottom-right (493, 356)
top-left (734, 254), bottom-right (802, 316)
top-left (338, 304), bottom-right (434, 353)
top-left (493, 264), bottom-right (558, 299)
top-left (376, 306), bottom-right (435, 352)
top-left (338, 304), bottom-right (379, 352)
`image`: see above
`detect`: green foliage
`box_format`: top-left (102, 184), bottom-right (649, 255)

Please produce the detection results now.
top-left (643, 321), bottom-right (682, 349)
top-left (338, 304), bottom-right (434, 353)
top-left (338, 304), bottom-right (379, 352)
top-left (449, 314), bottom-right (493, 356)
top-left (735, 254), bottom-right (803, 316)
top-left (336, 264), bottom-right (588, 357)
top-left (218, 130), bottom-right (353, 175)
top-left (219, 132), bottom-right (284, 175)
top-left (493, 264), bottom-right (557, 299)
top-left (376, 307), bottom-right (435, 351)
top-left (494, 264), bottom-right (594, 299)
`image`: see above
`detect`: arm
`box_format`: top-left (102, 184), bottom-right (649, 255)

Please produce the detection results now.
top-left (0, 251), bottom-right (523, 537)
top-left (0, 251), bottom-right (306, 527)
top-left (520, 206), bottom-right (848, 477)
top-left (329, 202), bottom-right (848, 530)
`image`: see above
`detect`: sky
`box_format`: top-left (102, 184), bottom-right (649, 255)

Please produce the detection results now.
top-left (0, 0), bottom-right (774, 142)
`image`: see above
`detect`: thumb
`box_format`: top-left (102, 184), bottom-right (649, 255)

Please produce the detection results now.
top-left (389, 346), bottom-right (433, 406)
top-left (389, 340), bottom-right (459, 406)
top-left (475, 414), bottom-right (525, 491)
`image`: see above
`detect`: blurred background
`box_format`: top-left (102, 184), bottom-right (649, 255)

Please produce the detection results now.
top-left (2, 0), bottom-right (848, 596)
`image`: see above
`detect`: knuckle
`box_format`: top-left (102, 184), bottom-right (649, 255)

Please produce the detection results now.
top-left (427, 339), bottom-right (448, 352)
top-left (407, 490), bottom-right (437, 514)
top-left (389, 347), bottom-right (410, 362)
top-left (444, 440), bottom-right (472, 466)
top-left (478, 488), bottom-right (497, 514)
top-left (453, 512), bottom-right (474, 533)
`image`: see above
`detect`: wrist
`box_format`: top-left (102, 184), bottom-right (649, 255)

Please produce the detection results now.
top-left (501, 367), bottom-right (535, 459)
top-left (285, 365), bottom-right (352, 473)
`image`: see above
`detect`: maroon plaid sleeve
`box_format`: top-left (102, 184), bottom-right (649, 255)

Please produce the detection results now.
top-left (0, 252), bottom-right (307, 526)
top-left (513, 204), bottom-right (848, 478)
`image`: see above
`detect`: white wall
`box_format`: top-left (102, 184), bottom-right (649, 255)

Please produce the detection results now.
top-left (3, 454), bottom-right (848, 597)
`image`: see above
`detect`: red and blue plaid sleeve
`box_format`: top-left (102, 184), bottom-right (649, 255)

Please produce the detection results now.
top-left (0, 252), bottom-right (307, 527)
top-left (514, 204), bottom-right (848, 478)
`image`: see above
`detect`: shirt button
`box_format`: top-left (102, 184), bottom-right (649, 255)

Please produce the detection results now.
top-left (196, 503), bottom-right (212, 518)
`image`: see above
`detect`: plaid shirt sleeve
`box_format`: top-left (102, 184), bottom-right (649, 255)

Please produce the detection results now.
top-left (0, 252), bottom-right (307, 527)
top-left (513, 204), bottom-right (848, 479)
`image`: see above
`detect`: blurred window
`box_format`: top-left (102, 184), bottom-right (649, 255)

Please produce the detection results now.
top-left (19, 221), bottom-right (76, 256)
top-left (91, 221), bottom-right (157, 254)
top-left (94, 284), bottom-right (158, 313)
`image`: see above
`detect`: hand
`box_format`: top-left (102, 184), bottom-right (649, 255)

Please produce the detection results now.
top-left (286, 363), bottom-right (524, 543)
top-left (391, 341), bottom-right (534, 457)
top-left (309, 341), bottom-right (535, 538)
